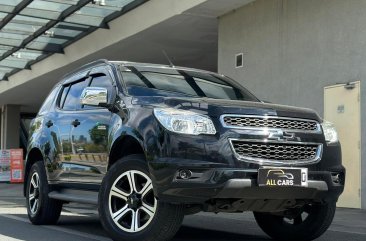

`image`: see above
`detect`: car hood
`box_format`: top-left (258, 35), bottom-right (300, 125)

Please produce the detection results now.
top-left (131, 96), bottom-right (321, 121)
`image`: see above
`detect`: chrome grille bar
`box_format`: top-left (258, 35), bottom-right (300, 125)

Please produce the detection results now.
top-left (221, 115), bottom-right (321, 133)
top-left (229, 139), bottom-right (323, 166)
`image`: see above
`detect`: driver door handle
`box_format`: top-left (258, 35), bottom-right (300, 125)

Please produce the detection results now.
top-left (45, 120), bottom-right (53, 128)
top-left (71, 119), bottom-right (81, 127)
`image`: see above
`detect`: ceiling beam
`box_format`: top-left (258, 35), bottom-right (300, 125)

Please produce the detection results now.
top-left (0, 43), bottom-right (63, 54)
top-left (55, 23), bottom-right (91, 32)
top-left (103, 0), bottom-right (149, 24)
top-left (0, 10), bottom-right (110, 30)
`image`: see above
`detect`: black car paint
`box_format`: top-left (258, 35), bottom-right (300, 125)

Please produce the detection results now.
top-left (25, 60), bottom-right (344, 211)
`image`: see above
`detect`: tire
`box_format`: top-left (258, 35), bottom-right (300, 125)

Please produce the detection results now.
top-left (99, 154), bottom-right (184, 241)
top-left (26, 161), bottom-right (63, 225)
top-left (254, 202), bottom-right (336, 241)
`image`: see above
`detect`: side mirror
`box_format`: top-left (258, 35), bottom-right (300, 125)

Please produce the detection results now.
top-left (80, 87), bottom-right (108, 107)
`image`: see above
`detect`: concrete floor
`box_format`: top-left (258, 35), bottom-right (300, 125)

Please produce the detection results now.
top-left (0, 183), bottom-right (365, 241)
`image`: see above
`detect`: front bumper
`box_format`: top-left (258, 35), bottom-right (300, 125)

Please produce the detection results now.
top-left (149, 163), bottom-right (345, 205)
top-left (147, 118), bottom-right (344, 209)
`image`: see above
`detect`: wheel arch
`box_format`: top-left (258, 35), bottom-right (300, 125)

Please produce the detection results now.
top-left (108, 135), bottom-right (146, 170)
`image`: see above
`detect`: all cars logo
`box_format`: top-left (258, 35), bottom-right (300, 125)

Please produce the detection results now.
top-left (266, 169), bottom-right (294, 186)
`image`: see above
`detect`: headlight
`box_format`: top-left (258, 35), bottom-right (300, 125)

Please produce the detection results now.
top-left (321, 121), bottom-right (338, 143)
top-left (154, 108), bottom-right (216, 135)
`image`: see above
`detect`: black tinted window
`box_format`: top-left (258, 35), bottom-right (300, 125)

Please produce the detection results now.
top-left (122, 72), bottom-right (145, 87)
top-left (62, 79), bottom-right (88, 110)
top-left (39, 86), bottom-right (60, 115)
top-left (89, 74), bottom-right (113, 91)
top-left (121, 66), bottom-right (259, 101)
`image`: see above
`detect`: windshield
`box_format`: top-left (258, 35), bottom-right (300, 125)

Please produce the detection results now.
top-left (119, 65), bottom-right (259, 101)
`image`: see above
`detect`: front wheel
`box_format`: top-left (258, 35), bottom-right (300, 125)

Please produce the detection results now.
top-left (254, 202), bottom-right (336, 241)
top-left (99, 154), bottom-right (184, 241)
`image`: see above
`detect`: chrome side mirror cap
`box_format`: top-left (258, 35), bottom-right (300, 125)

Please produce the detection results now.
top-left (80, 87), bottom-right (108, 107)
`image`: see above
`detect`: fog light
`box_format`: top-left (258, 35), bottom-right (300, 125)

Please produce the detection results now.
top-left (331, 172), bottom-right (344, 184)
top-left (331, 174), bottom-right (340, 184)
top-left (178, 169), bottom-right (192, 180)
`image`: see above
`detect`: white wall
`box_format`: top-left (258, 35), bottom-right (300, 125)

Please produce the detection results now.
top-left (219, 0), bottom-right (366, 114)
top-left (218, 0), bottom-right (366, 209)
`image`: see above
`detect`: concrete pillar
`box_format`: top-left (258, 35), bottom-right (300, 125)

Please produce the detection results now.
top-left (1, 105), bottom-right (20, 149)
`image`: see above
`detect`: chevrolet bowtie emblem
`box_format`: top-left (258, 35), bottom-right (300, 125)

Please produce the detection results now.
top-left (267, 130), bottom-right (301, 142)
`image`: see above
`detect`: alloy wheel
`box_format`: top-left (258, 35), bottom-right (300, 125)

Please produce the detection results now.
top-left (108, 170), bottom-right (157, 233)
top-left (28, 172), bottom-right (40, 215)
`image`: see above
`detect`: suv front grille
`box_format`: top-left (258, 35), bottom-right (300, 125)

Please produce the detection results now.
top-left (230, 140), bottom-right (322, 165)
top-left (222, 115), bottom-right (320, 132)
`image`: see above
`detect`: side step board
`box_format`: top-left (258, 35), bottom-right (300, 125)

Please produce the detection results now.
top-left (48, 189), bottom-right (98, 205)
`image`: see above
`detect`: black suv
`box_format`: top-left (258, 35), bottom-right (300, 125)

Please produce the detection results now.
top-left (25, 59), bottom-right (345, 241)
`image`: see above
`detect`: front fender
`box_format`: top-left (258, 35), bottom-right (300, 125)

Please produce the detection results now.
top-left (109, 107), bottom-right (162, 162)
